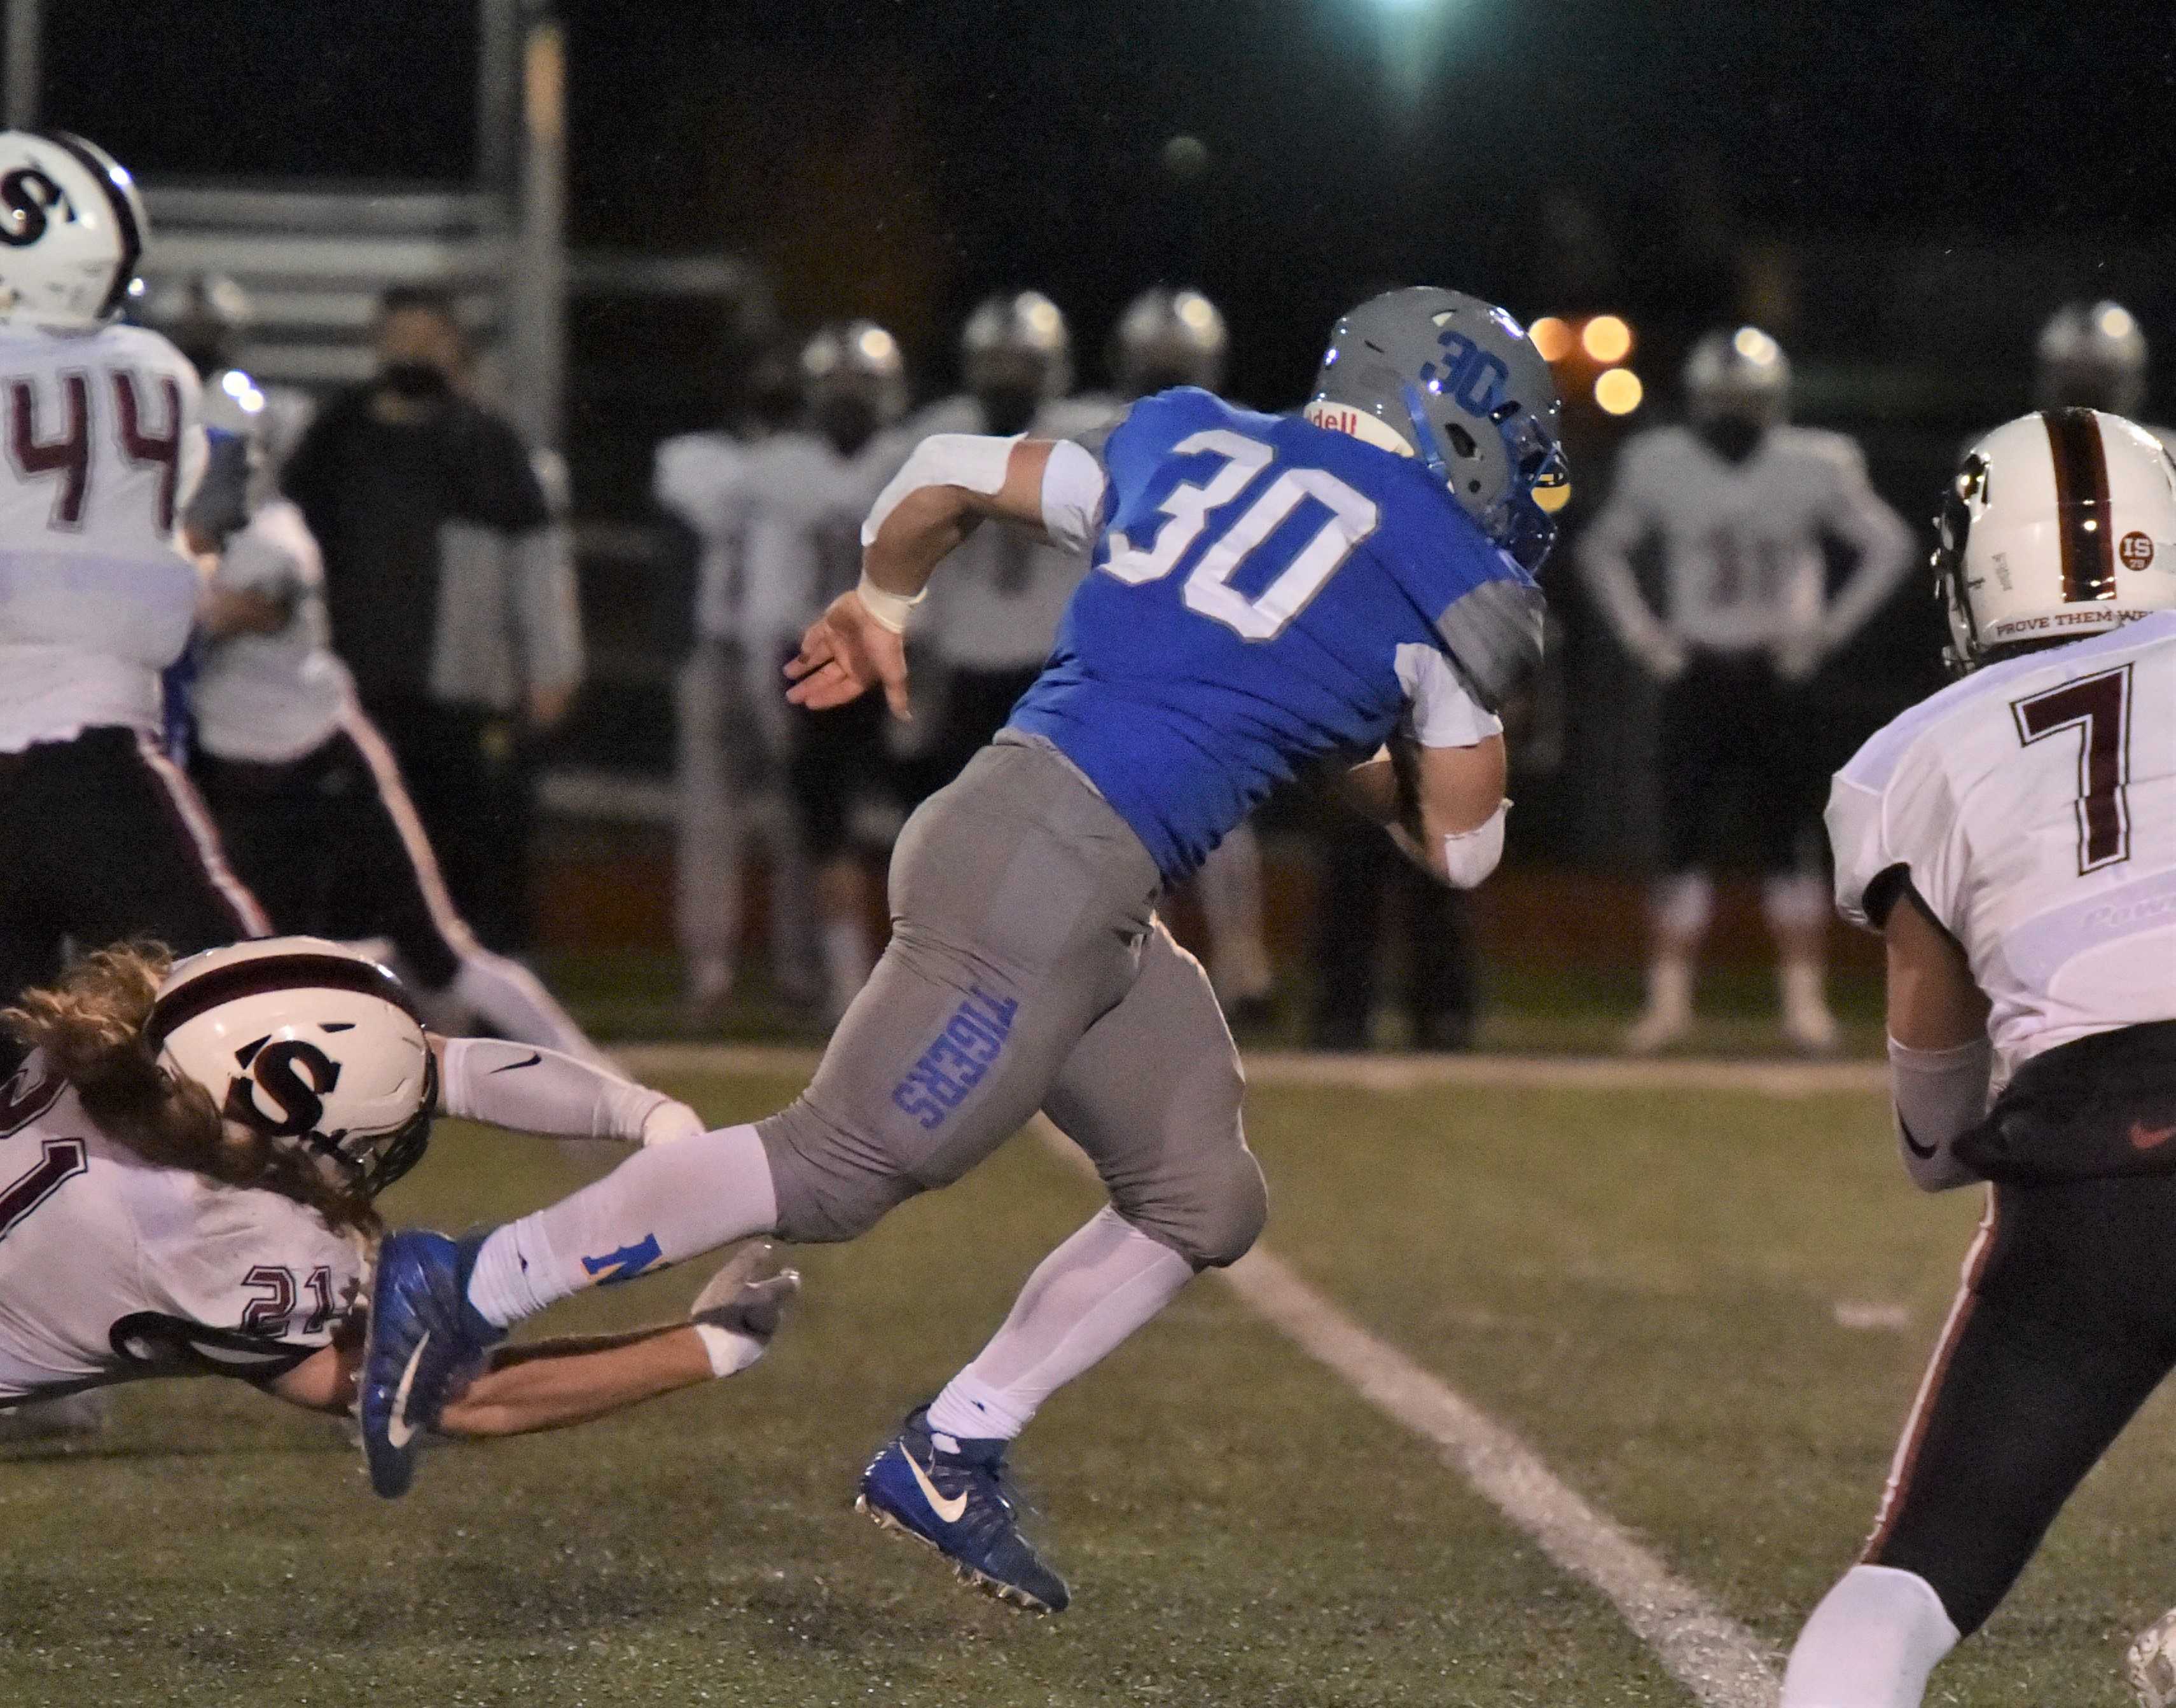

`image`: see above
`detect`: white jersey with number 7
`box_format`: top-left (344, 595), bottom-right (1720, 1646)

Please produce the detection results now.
top-left (1828, 610), bottom-right (2176, 1077)
top-left (0, 321), bottom-right (207, 750)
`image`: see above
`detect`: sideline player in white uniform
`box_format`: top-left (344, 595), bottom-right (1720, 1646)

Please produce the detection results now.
top-left (740, 322), bottom-right (918, 1022)
top-left (1581, 325), bottom-right (1914, 1053)
top-left (1780, 409), bottom-right (2176, 1708)
top-left (0, 131), bottom-right (267, 1050)
top-left (656, 350), bottom-right (815, 1019)
top-left (181, 391), bottom-right (615, 1070)
top-left (1107, 287), bottom-right (1277, 1019)
top-left (911, 291), bottom-right (1109, 792)
top-left (0, 937), bottom-right (794, 1428)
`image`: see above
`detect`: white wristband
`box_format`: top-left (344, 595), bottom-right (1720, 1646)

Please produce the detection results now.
top-left (856, 573), bottom-right (926, 635)
top-left (693, 1321), bottom-right (766, 1378)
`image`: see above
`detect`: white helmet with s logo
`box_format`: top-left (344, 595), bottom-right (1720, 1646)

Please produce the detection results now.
top-left (146, 938), bottom-right (434, 1197)
top-left (0, 131), bottom-right (147, 333)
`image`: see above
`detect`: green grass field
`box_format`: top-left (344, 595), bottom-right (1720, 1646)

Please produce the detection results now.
top-left (5, 1057), bottom-right (2170, 1707)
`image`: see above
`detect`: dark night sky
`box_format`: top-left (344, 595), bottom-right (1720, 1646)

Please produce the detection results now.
top-left (30, 1), bottom-right (2176, 404)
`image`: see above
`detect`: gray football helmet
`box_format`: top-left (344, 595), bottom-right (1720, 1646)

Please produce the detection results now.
top-left (962, 291), bottom-right (1071, 403)
top-left (801, 320), bottom-right (906, 450)
top-left (2036, 300), bottom-right (2147, 417)
top-left (1684, 326), bottom-right (1791, 429)
top-left (1113, 287), bottom-right (1228, 398)
top-left (144, 271), bottom-right (253, 378)
top-left (1305, 286), bottom-right (1566, 571)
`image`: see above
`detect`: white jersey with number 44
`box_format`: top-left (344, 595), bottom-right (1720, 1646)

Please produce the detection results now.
top-left (0, 1052), bottom-right (363, 1402)
top-left (1828, 611), bottom-right (2176, 1075)
top-left (0, 322), bottom-right (207, 751)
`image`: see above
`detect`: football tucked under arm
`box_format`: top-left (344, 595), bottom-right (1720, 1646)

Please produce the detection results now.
top-left (433, 1036), bottom-right (703, 1147)
top-left (1338, 644), bottom-right (1510, 889)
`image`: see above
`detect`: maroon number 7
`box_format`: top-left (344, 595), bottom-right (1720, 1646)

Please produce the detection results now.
top-left (2012, 665), bottom-right (2133, 874)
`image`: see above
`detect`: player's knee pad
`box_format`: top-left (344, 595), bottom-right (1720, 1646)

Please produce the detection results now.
top-left (1120, 1142), bottom-right (1268, 1271)
top-left (1653, 871), bottom-right (1715, 942)
top-left (756, 1104), bottom-right (920, 1244)
top-left (1763, 871), bottom-right (1830, 935)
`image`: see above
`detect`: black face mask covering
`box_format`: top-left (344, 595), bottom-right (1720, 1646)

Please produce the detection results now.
top-left (380, 361), bottom-right (451, 401)
top-left (976, 383), bottom-right (1041, 438)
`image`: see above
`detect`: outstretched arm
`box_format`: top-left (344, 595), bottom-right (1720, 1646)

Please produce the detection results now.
top-left (265, 1246), bottom-right (796, 1435)
top-left (785, 435), bottom-right (1105, 718)
top-left (429, 1035), bottom-right (704, 1148)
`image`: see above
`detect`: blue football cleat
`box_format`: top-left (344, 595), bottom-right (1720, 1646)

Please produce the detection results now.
top-left (856, 1406), bottom-right (1070, 1613)
top-left (359, 1229), bottom-right (504, 1498)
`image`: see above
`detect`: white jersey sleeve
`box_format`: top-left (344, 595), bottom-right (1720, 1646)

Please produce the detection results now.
top-left (1826, 612), bottom-right (2176, 1075)
top-left (0, 1056), bottom-right (366, 1400)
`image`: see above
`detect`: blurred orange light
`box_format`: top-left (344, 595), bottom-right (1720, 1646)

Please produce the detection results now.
top-left (1593, 367), bottom-right (1644, 415)
top-left (1581, 315), bottom-right (1633, 364)
top-left (1528, 316), bottom-right (1574, 362)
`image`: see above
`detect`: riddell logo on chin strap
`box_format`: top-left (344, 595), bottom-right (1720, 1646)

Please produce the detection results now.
top-left (2129, 1120), bottom-right (2176, 1152)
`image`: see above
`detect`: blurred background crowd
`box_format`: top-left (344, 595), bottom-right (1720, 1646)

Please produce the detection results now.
top-left (18, 0), bottom-right (2172, 1057)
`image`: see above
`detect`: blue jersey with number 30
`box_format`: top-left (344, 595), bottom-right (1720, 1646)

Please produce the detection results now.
top-left (1007, 388), bottom-right (1544, 884)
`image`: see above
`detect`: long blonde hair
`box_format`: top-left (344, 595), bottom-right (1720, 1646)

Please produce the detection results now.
top-left (1, 944), bottom-right (378, 1237)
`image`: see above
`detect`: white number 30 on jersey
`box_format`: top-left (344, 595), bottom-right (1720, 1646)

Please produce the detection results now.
top-left (1101, 429), bottom-right (1380, 642)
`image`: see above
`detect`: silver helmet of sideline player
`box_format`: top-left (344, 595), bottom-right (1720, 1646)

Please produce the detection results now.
top-left (143, 270), bottom-right (254, 380)
top-left (0, 131), bottom-right (146, 331)
top-left (2036, 300), bottom-right (2148, 417)
top-left (148, 938), bottom-right (437, 1197)
top-left (1936, 407), bottom-right (2176, 673)
top-left (962, 290), bottom-right (1071, 434)
top-left (801, 320), bottom-right (907, 453)
top-left (1113, 287), bottom-right (1227, 398)
top-left (1305, 285), bottom-right (1567, 572)
top-left (1685, 324), bottom-right (1791, 458)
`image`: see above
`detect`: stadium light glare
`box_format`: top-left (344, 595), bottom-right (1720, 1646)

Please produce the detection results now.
top-left (1528, 316), bottom-right (1574, 362)
top-left (1594, 367), bottom-right (1644, 415)
top-left (1581, 315), bottom-right (1632, 364)
top-left (2098, 303), bottom-right (2137, 341)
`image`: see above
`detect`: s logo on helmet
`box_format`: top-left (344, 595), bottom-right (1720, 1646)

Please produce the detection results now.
top-left (0, 169), bottom-right (73, 249)
top-left (224, 1038), bottom-right (343, 1139)
top-left (1424, 331), bottom-right (1510, 416)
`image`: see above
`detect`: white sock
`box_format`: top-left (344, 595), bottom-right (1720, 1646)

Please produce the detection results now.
top-left (452, 951), bottom-right (618, 1072)
top-left (819, 916), bottom-right (873, 1020)
top-left (466, 1122), bottom-right (780, 1328)
top-left (1781, 1565), bottom-right (1960, 1708)
top-left (1643, 954), bottom-right (1694, 1022)
top-left (1781, 958), bottom-right (1831, 1023)
top-left (925, 1207), bottom-right (1195, 1442)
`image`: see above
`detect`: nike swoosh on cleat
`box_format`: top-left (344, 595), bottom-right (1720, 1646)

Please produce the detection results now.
top-left (1899, 1119), bottom-right (1937, 1160)
top-left (903, 1448), bottom-right (970, 1525)
top-left (385, 1332), bottom-right (430, 1450)
top-left (2131, 1120), bottom-right (2176, 1152)
top-left (490, 1052), bottom-right (544, 1073)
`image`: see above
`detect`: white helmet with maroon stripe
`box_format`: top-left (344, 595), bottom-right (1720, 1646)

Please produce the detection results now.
top-left (146, 938), bottom-right (434, 1197)
top-left (0, 131), bottom-right (147, 332)
top-left (1936, 408), bottom-right (2176, 673)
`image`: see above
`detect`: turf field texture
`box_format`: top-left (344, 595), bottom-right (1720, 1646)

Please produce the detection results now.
top-left (5, 1056), bottom-right (2168, 1707)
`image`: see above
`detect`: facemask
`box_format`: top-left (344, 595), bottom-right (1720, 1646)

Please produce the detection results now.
top-left (1697, 416), bottom-right (1766, 464)
top-left (816, 394), bottom-right (878, 456)
top-left (977, 383), bottom-right (1041, 438)
top-left (380, 361), bottom-right (450, 401)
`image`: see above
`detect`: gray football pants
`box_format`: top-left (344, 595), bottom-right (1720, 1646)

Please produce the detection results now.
top-left (756, 735), bottom-right (1266, 1269)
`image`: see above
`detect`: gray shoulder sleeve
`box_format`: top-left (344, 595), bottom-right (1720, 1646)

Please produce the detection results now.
top-left (1435, 578), bottom-right (1546, 712)
top-left (1065, 404), bottom-right (1133, 470)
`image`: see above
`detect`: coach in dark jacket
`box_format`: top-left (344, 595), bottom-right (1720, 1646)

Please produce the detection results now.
top-left (282, 285), bottom-right (582, 951)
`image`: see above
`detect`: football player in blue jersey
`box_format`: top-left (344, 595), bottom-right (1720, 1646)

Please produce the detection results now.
top-left (358, 287), bottom-right (1565, 1611)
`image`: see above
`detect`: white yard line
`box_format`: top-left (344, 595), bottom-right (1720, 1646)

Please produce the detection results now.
top-left (616, 1042), bottom-right (1884, 1099)
top-left (613, 1039), bottom-right (1799, 1704)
